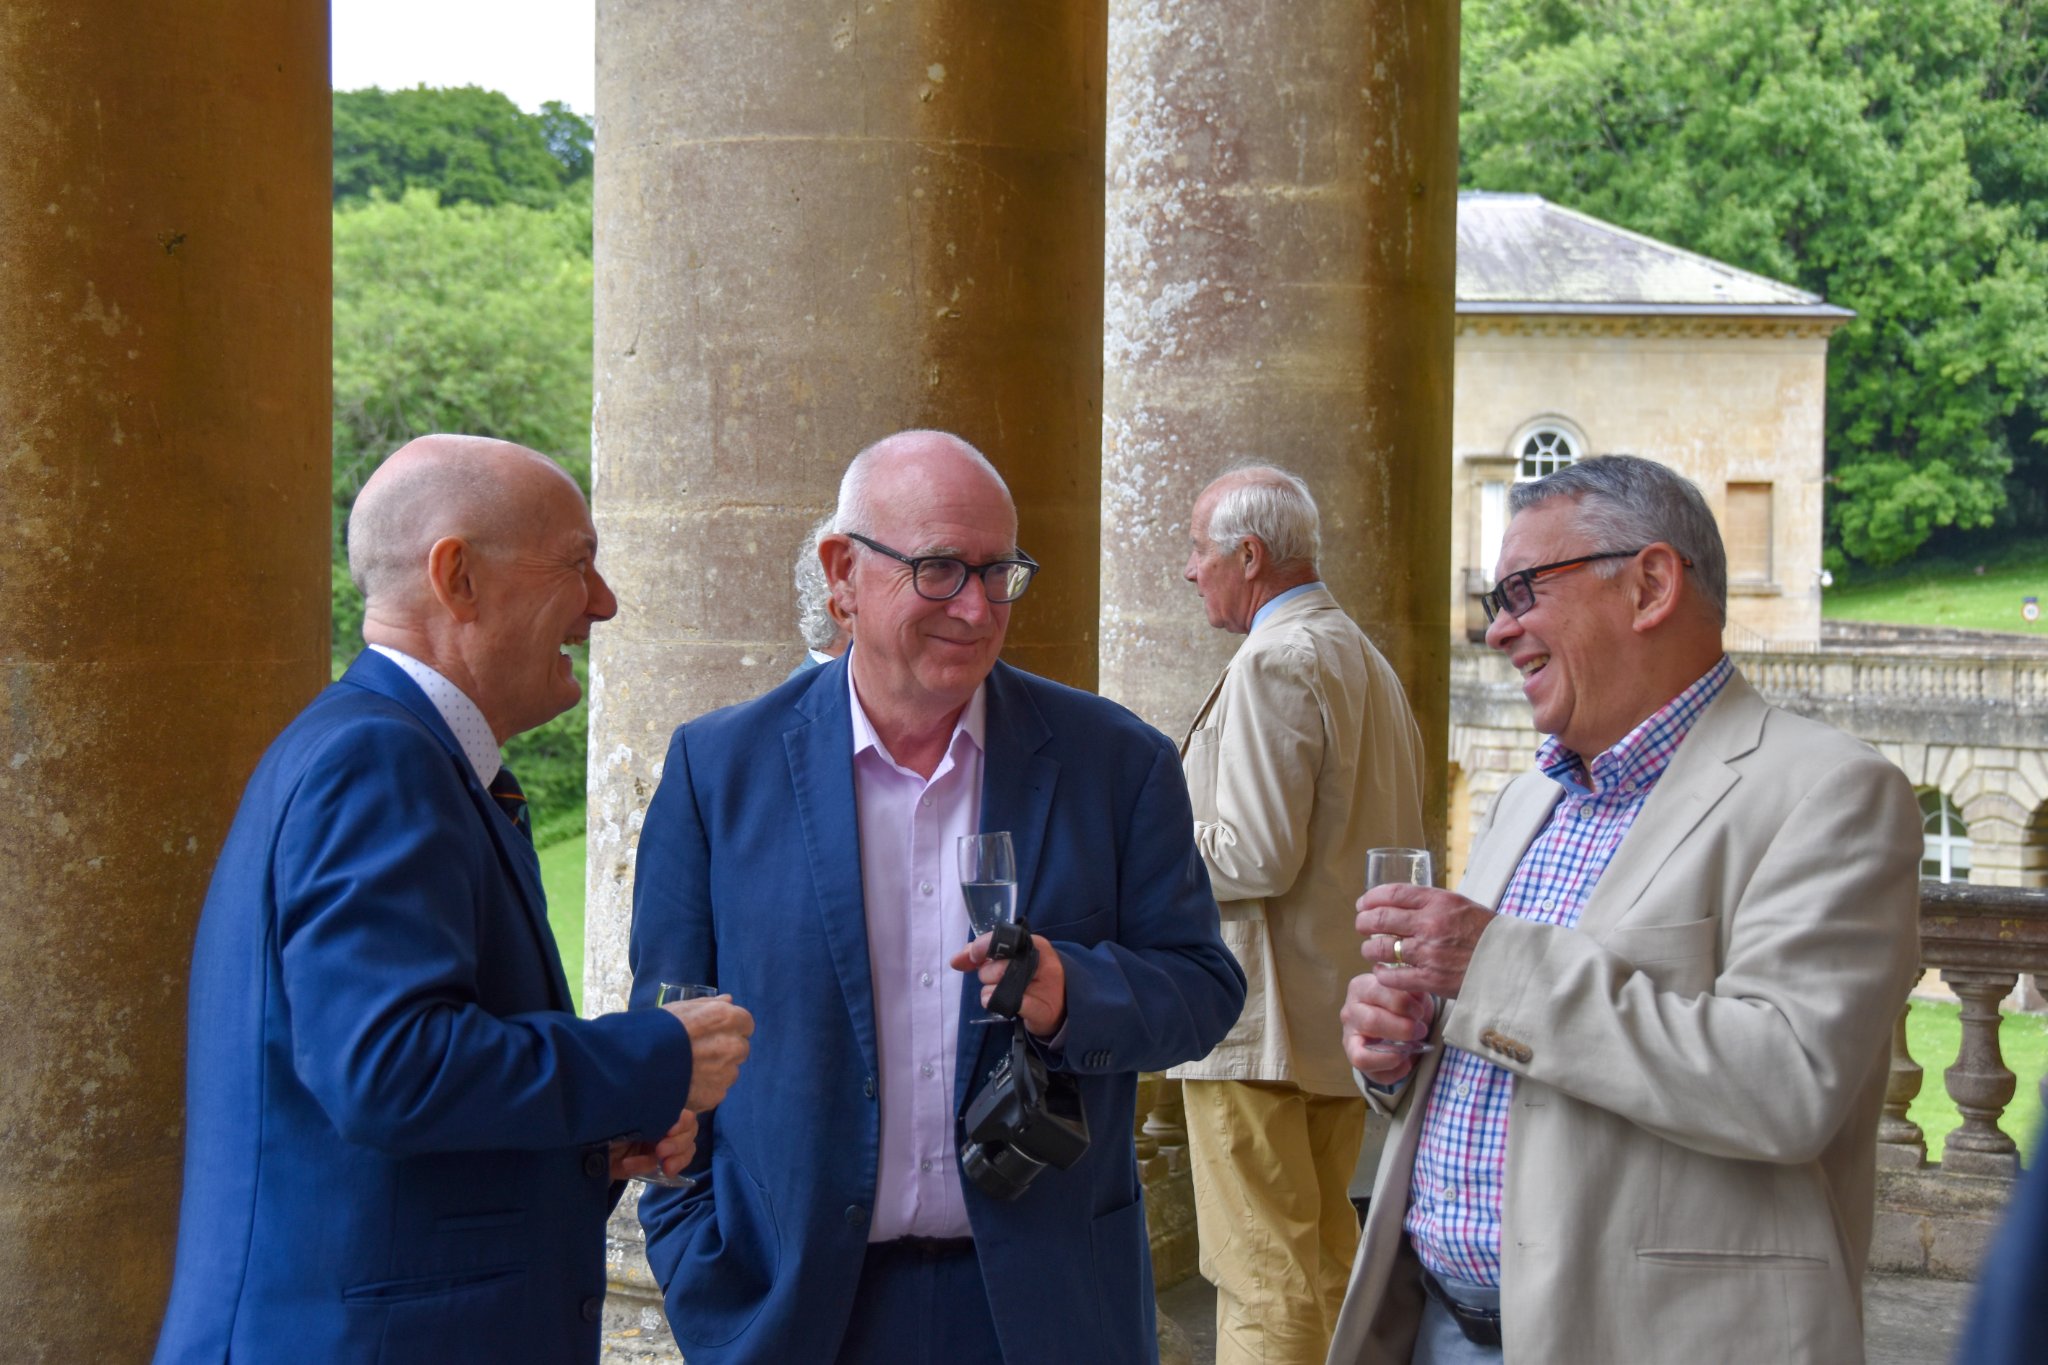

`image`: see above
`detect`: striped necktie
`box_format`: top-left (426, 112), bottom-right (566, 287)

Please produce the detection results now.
top-left (489, 766), bottom-right (533, 844)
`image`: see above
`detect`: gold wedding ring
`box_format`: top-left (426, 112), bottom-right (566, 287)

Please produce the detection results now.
top-left (1391, 936), bottom-right (1406, 968)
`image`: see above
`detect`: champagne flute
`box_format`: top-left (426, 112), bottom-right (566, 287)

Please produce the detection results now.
top-left (634, 982), bottom-right (718, 1188)
top-left (1361, 847), bottom-right (1436, 1056)
top-left (957, 832), bottom-right (1018, 936)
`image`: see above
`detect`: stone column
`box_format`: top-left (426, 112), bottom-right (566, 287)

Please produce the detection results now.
top-left (0, 3), bottom-right (331, 1357)
top-left (588, 0), bottom-right (1108, 1015)
top-left (1101, 0), bottom-right (1459, 845)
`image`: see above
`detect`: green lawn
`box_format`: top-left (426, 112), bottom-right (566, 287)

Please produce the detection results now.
top-left (1824, 539), bottom-right (2048, 635)
top-left (539, 833), bottom-right (586, 1015)
top-left (1905, 1000), bottom-right (2047, 1165)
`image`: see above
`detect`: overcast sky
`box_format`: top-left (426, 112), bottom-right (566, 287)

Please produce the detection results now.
top-left (331, 0), bottom-right (595, 115)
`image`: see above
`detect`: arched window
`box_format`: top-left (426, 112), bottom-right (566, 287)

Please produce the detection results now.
top-left (1920, 789), bottom-right (1972, 882)
top-left (1519, 427), bottom-right (1577, 480)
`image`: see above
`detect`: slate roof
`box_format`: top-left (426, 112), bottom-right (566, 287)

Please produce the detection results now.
top-left (1457, 191), bottom-right (1852, 319)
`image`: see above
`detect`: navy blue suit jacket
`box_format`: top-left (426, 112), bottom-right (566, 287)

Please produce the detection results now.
top-left (629, 657), bottom-right (1245, 1364)
top-left (155, 651), bottom-right (695, 1365)
top-left (1960, 1126), bottom-right (2048, 1363)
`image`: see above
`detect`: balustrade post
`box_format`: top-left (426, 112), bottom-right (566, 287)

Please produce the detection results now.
top-left (1876, 1002), bottom-right (1927, 1169)
top-left (1134, 1073), bottom-right (1161, 1163)
top-left (1143, 1077), bottom-right (1190, 1172)
top-left (1940, 969), bottom-right (2022, 1178)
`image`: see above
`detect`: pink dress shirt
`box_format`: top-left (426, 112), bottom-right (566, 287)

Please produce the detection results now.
top-left (848, 667), bottom-right (986, 1241)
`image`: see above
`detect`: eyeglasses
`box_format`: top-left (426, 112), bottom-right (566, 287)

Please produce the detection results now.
top-left (845, 532), bottom-right (1041, 604)
top-left (1479, 549), bottom-right (1646, 622)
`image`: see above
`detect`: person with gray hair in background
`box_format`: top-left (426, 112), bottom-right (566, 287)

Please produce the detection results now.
top-left (788, 514), bottom-right (853, 680)
top-left (1172, 464), bottom-right (1427, 1365)
top-left (1326, 454), bottom-right (1921, 1365)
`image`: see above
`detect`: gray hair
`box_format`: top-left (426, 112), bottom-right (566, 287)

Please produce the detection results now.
top-left (1508, 454), bottom-right (1728, 625)
top-left (835, 429), bottom-right (1008, 540)
top-left (1204, 464), bottom-right (1320, 568)
top-left (794, 514), bottom-right (838, 650)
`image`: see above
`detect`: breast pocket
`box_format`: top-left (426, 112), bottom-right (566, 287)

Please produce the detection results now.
top-left (1603, 916), bottom-right (1718, 995)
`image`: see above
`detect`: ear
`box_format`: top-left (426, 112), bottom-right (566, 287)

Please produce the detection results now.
top-left (820, 534), bottom-right (858, 617)
top-left (425, 535), bottom-right (483, 624)
top-left (1630, 543), bottom-right (1688, 633)
top-left (1239, 536), bottom-right (1268, 582)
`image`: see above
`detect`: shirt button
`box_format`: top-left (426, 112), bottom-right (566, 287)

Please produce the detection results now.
top-left (1455, 1082), bottom-right (1469, 1097)
top-left (919, 1158), bottom-right (933, 1173)
top-left (919, 881), bottom-right (934, 896)
top-left (920, 1062), bottom-right (935, 1079)
top-left (921, 795), bottom-right (933, 809)
top-left (920, 972), bottom-right (933, 987)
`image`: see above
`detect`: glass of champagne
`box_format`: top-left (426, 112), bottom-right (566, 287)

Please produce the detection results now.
top-left (957, 831), bottom-right (1018, 936)
top-left (634, 982), bottom-right (718, 1188)
top-left (1362, 847), bottom-right (1436, 1056)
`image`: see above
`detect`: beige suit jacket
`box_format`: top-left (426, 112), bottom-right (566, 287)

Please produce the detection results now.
top-left (1326, 671), bottom-right (1922, 1364)
top-left (1170, 585), bottom-right (1427, 1097)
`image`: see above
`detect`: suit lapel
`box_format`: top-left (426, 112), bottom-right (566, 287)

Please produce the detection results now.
top-left (1180, 666), bottom-right (1230, 751)
top-left (787, 660), bottom-right (881, 1082)
top-left (1576, 674), bottom-right (1764, 940)
top-left (341, 651), bottom-right (575, 1012)
top-left (957, 664), bottom-right (1058, 1109)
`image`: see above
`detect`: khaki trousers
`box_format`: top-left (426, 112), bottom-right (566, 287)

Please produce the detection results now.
top-left (1184, 1079), bottom-right (1366, 1365)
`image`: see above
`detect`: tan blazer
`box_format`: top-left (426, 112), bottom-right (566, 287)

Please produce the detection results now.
top-left (1171, 585), bottom-right (1427, 1097)
top-left (1326, 672), bottom-right (1922, 1364)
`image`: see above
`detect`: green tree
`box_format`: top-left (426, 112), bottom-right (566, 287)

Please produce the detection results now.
top-left (331, 188), bottom-right (596, 831)
top-left (1461, 0), bottom-right (2048, 567)
top-left (335, 85), bottom-right (591, 208)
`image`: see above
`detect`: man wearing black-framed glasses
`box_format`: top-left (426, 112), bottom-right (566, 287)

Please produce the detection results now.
top-left (629, 428), bottom-right (1244, 1365)
top-left (1329, 454), bottom-right (1921, 1365)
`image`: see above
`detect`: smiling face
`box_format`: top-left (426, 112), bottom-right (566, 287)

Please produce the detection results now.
top-left (1184, 486), bottom-right (1255, 633)
top-left (468, 465), bottom-right (618, 742)
top-left (840, 436), bottom-right (1016, 726)
top-left (1483, 496), bottom-right (1651, 758)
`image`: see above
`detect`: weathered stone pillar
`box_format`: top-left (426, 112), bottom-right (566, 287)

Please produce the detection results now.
top-left (0, 3), bottom-right (331, 1357)
top-left (588, 0), bottom-right (1107, 1010)
top-left (1101, 0), bottom-right (1459, 845)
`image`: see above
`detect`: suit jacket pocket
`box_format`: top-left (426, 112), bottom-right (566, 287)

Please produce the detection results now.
top-left (1603, 915), bottom-right (1718, 994)
top-left (663, 1148), bottom-right (782, 1350)
top-left (343, 1263), bottom-right (526, 1304)
top-left (1087, 1194), bottom-right (1152, 1360)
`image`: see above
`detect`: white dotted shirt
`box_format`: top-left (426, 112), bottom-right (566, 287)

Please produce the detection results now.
top-left (368, 645), bottom-right (502, 787)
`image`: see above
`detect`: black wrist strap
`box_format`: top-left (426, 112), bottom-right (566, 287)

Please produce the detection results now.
top-left (985, 920), bottom-right (1038, 1019)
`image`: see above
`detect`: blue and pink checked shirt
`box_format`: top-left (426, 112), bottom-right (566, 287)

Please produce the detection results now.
top-left (1404, 655), bottom-right (1735, 1287)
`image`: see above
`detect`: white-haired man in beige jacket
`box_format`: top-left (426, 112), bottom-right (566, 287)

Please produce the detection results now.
top-left (1173, 464), bottom-right (1428, 1365)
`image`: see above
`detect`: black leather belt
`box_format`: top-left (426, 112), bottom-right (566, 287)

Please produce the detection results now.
top-left (1419, 1265), bottom-right (1502, 1348)
top-left (875, 1236), bottom-right (974, 1260)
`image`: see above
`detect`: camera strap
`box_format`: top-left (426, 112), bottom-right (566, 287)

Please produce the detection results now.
top-left (984, 919), bottom-right (1038, 1019)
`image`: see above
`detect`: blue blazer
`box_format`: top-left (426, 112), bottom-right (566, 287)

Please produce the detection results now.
top-left (1960, 1125), bottom-right (2048, 1363)
top-left (629, 657), bottom-right (1246, 1364)
top-left (155, 651), bottom-right (695, 1365)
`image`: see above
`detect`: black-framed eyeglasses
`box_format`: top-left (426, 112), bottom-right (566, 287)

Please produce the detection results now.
top-left (845, 532), bottom-right (1041, 604)
top-left (1479, 549), bottom-right (1645, 622)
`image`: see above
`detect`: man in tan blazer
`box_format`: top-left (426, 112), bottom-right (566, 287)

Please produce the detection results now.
top-left (1172, 466), bottom-right (1427, 1365)
top-left (1326, 455), bottom-right (1921, 1364)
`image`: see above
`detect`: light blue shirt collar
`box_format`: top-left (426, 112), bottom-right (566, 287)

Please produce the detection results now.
top-left (1249, 581), bottom-right (1323, 635)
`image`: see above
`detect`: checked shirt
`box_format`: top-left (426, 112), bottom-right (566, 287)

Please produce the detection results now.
top-left (1403, 655), bottom-right (1734, 1286)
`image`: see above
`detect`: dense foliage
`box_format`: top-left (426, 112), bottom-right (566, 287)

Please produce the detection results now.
top-left (334, 86), bottom-right (592, 208)
top-left (1461, 0), bottom-right (2048, 569)
top-left (331, 89), bottom-right (596, 838)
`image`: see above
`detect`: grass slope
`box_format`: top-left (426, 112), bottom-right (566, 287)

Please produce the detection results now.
top-left (1825, 540), bottom-right (2048, 635)
top-left (539, 833), bottom-right (587, 1016)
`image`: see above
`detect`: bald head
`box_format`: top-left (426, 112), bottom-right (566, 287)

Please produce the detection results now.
top-left (348, 435), bottom-right (583, 616)
top-left (834, 429), bottom-right (1014, 543)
